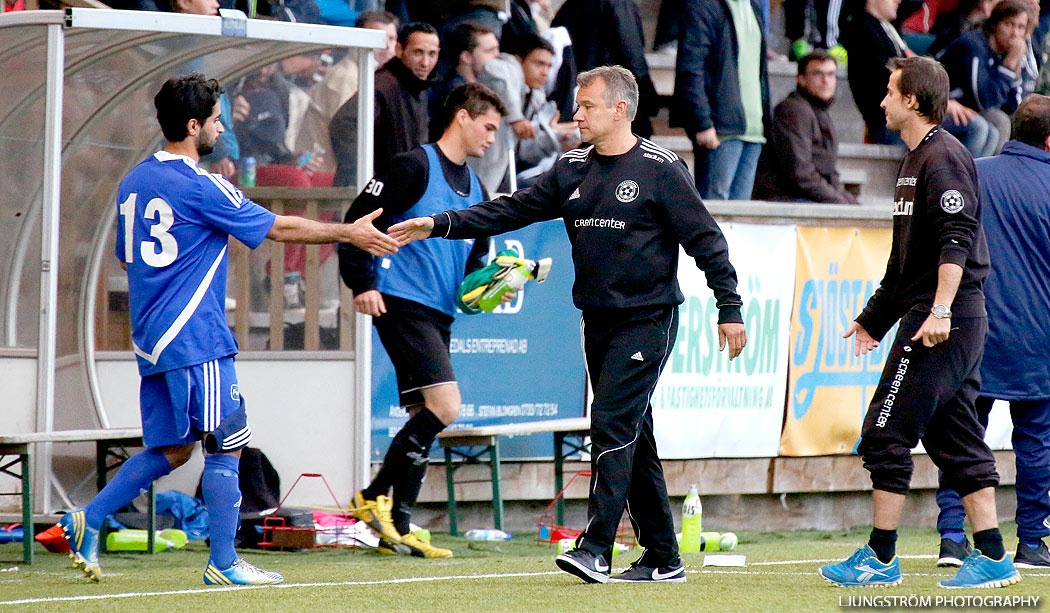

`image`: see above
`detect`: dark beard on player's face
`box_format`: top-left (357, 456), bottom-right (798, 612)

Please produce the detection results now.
top-left (196, 132), bottom-right (215, 156)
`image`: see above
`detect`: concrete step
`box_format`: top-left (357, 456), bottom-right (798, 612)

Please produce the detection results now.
top-left (646, 51), bottom-right (868, 144)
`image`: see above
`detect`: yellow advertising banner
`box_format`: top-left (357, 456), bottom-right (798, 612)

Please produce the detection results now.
top-left (780, 227), bottom-right (894, 456)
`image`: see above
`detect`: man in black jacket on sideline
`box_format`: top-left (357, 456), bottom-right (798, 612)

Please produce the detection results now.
top-left (389, 65), bottom-right (747, 585)
top-left (753, 51), bottom-right (857, 204)
top-left (330, 22), bottom-right (440, 187)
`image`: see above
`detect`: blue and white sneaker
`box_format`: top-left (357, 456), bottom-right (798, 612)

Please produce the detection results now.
top-left (939, 550), bottom-right (1020, 588)
top-left (819, 545), bottom-right (902, 587)
top-left (203, 558), bottom-right (284, 585)
top-left (58, 510), bottom-right (101, 582)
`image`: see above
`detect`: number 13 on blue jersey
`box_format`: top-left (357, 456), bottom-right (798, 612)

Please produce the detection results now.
top-left (120, 193), bottom-right (179, 267)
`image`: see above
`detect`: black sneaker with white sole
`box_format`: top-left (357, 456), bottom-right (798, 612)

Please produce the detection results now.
top-left (555, 548), bottom-right (610, 584)
top-left (609, 560), bottom-right (687, 583)
top-left (937, 537), bottom-right (973, 567)
top-left (1014, 541), bottom-right (1050, 569)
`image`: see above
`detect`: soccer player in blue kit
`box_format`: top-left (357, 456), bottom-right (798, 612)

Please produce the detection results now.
top-left (58, 74), bottom-right (399, 585)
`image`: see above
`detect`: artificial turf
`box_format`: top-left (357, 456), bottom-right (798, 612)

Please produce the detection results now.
top-left (1, 524), bottom-right (1046, 612)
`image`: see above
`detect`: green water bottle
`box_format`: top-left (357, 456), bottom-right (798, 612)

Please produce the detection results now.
top-left (681, 484), bottom-right (702, 553)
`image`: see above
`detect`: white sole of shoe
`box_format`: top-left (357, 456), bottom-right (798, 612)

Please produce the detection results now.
top-left (1014, 562), bottom-right (1050, 569)
top-left (555, 554), bottom-right (609, 584)
top-left (938, 573), bottom-right (1021, 589)
top-left (937, 556), bottom-right (964, 567)
top-left (818, 569), bottom-right (901, 587)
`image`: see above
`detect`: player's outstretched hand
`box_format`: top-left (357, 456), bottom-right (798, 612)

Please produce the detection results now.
top-left (718, 322), bottom-right (747, 360)
top-left (843, 321), bottom-right (879, 356)
top-left (388, 216), bottom-right (435, 245)
top-left (346, 208), bottom-right (399, 256)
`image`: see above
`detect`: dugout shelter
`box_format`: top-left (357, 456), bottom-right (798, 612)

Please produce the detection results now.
top-left (0, 8), bottom-right (384, 515)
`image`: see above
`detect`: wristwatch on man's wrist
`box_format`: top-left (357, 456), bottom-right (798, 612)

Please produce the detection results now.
top-left (931, 304), bottom-right (952, 319)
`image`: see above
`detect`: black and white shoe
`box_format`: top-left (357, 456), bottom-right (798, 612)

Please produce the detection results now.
top-left (609, 560), bottom-right (687, 583)
top-left (937, 537), bottom-right (973, 567)
top-left (555, 548), bottom-right (610, 584)
top-left (1014, 541), bottom-right (1050, 569)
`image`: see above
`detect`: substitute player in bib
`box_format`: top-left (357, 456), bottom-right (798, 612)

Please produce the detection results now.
top-left (819, 57), bottom-right (1019, 589)
top-left (337, 83), bottom-right (506, 558)
top-left (58, 74), bottom-right (399, 585)
top-left (390, 66), bottom-right (747, 584)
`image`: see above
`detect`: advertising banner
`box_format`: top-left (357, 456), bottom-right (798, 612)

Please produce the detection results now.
top-left (780, 227), bottom-right (893, 456)
top-left (371, 219), bottom-right (586, 460)
top-left (652, 223), bottom-right (795, 458)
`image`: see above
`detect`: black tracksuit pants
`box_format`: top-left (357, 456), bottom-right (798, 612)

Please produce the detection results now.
top-left (858, 309), bottom-right (999, 496)
top-left (577, 305), bottom-right (679, 564)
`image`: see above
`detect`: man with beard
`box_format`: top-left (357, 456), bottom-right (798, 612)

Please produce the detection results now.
top-left (57, 74), bottom-right (399, 586)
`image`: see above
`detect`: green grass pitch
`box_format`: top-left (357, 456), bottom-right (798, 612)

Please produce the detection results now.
top-left (1, 524), bottom-right (1047, 612)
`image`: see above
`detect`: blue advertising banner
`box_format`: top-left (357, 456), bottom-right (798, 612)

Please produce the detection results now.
top-left (370, 219), bottom-right (587, 461)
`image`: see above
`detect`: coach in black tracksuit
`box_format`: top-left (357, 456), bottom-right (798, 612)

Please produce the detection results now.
top-left (820, 57), bottom-right (1016, 588)
top-left (390, 66), bottom-right (747, 585)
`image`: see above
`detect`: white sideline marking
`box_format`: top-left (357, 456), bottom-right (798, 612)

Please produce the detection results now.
top-left (1, 556), bottom-right (1044, 606)
top-left (0, 571), bottom-right (563, 606)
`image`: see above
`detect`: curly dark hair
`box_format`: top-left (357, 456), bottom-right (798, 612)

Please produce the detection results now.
top-left (154, 74), bottom-right (222, 142)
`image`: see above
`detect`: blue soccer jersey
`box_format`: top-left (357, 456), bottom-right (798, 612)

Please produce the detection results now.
top-left (116, 151), bottom-right (276, 376)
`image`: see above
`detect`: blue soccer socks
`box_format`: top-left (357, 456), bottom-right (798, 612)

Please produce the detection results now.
top-left (84, 448), bottom-right (172, 530)
top-left (202, 453), bottom-right (241, 570)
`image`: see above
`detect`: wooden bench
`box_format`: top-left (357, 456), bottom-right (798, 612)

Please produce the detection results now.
top-left (436, 417), bottom-right (590, 535)
top-left (0, 428), bottom-right (153, 563)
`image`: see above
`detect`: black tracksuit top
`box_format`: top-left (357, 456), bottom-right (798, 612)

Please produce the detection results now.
top-left (430, 137), bottom-right (744, 323)
top-left (856, 127), bottom-right (989, 340)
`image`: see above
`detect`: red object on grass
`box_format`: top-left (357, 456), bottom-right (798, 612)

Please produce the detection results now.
top-left (35, 524), bottom-right (70, 553)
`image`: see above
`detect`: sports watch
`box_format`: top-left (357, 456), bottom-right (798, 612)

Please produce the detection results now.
top-left (931, 304), bottom-right (952, 319)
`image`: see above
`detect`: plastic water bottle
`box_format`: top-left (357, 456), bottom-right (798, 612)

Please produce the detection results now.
top-left (239, 156), bottom-right (256, 187)
top-left (464, 529), bottom-right (511, 541)
top-left (681, 484), bottom-right (702, 553)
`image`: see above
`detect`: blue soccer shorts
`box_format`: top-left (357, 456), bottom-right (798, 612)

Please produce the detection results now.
top-left (139, 356), bottom-right (252, 453)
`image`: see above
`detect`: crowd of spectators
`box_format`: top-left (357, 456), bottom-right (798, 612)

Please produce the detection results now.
top-left (14, 0), bottom-right (1050, 200)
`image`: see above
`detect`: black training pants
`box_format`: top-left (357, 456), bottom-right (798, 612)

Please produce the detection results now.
top-left (858, 309), bottom-right (999, 496)
top-left (577, 305), bottom-right (679, 563)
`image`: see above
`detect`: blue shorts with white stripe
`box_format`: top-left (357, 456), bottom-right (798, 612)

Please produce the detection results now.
top-left (139, 356), bottom-right (251, 451)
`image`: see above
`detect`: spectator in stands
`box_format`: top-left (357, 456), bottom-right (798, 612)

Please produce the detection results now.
top-left (516, 35), bottom-right (581, 185)
top-left (928, 0), bottom-right (997, 58)
top-left (552, 0), bottom-right (660, 137)
top-left (753, 51), bottom-right (858, 203)
top-left (941, 0), bottom-right (1034, 156)
top-left (653, 0), bottom-right (682, 53)
top-left (330, 22), bottom-right (441, 187)
top-left (293, 10), bottom-right (399, 174)
top-left (467, 36), bottom-right (528, 193)
top-left (785, 0), bottom-right (848, 61)
top-left (841, 0), bottom-right (911, 144)
top-left (672, 0), bottom-right (770, 200)
top-left (428, 23), bottom-right (501, 140)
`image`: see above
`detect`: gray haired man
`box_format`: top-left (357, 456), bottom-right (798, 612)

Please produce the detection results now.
top-left (389, 65), bottom-right (747, 584)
